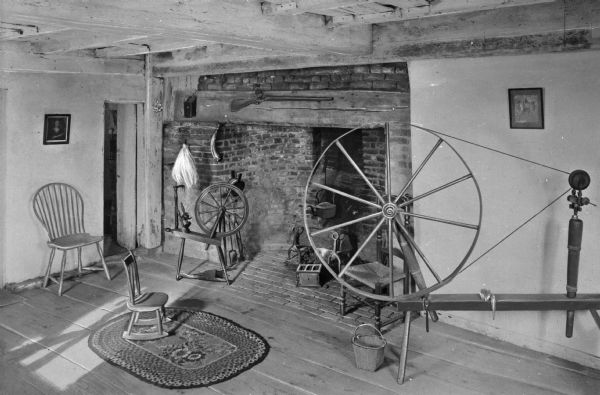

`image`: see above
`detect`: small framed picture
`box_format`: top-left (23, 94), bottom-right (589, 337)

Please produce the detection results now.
top-left (43, 114), bottom-right (71, 144)
top-left (508, 88), bottom-right (544, 129)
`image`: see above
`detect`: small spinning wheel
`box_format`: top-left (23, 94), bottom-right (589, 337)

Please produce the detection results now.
top-left (194, 182), bottom-right (249, 238)
top-left (303, 124), bottom-right (483, 302)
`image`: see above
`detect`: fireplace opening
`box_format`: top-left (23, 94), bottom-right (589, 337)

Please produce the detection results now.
top-left (305, 127), bottom-right (387, 268)
top-left (162, 123), bottom-right (409, 272)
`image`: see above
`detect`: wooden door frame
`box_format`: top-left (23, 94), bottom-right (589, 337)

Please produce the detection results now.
top-left (113, 102), bottom-right (139, 250)
top-left (105, 90), bottom-right (162, 250)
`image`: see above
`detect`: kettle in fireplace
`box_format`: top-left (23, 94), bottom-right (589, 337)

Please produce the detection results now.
top-left (307, 189), bottom-right (337, 219)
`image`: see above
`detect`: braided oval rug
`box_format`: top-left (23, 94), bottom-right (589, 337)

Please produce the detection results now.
top-left (88, 308), bottom-right (269, 389)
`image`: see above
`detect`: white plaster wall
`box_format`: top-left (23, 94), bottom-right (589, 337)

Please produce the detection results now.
top-left (409, 51), bottom-right (600, 368)
top-left (0, 72), bottom-right (144, 285)
top-left (0, 89), bottom-right (7, 287)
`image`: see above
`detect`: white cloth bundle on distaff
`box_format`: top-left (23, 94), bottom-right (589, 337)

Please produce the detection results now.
top-left (171, 143), bottom-right (198, 189)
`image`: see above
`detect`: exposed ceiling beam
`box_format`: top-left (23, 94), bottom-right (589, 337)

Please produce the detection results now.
top-left (0, 22), bottom-right (40, 40)
top-left (0, 21), bottom-right (70, 41)
top-left (372, 0), bottom-right (597, 47)
top-left (155, 0), bottom-right (599, 76)
top-left (22, 29), bottom-right (151, 54)
top-left (1, 0), bottom-right (371, 56)
top-left (328, 0), bottom-right (557, 26)
top-left (152, 43), bottom-right (291, 72)
top-left (262, 1), bottom-right (427, 16)
top-left (152, 32), bottom-right (597, 77)
top-left (92, 38), bottom-right (217, 58)
top-left (0, 42), bottom-right (144, 75)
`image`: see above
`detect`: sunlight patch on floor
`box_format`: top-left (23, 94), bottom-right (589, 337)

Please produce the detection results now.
top-left (92, 297), bottom-right (127, 314)
top-left (32, 353), bottom-right (88, 391)
top-left (18, 330), bottom-right (103, 390)
top-left (10, 337), bottom-right (41, 352)
top-left (72, 305), bottom-right (120, 328)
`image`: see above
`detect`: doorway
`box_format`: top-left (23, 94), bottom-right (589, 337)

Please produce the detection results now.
top-left (103, 102), bottom-right (140, 256)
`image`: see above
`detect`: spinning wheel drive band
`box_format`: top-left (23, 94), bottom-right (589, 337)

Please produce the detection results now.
top-left (303, 124), bottom-right (483, 302)
top-left (194, 183), bottom-right (248, 238)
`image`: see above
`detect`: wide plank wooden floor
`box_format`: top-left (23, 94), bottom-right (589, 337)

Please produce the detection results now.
top-left (1, 247), bottom-right (600, 395)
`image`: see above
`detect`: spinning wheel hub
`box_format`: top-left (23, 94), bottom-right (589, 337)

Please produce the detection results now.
top-left (382, 202), bottom-right (398, 218)
top-left (194, 183), bottom-right (249, 238)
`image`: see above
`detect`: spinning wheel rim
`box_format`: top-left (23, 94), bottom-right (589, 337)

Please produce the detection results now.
top-left (195, 182), bottom-right (248, 237)
top-left (303, 124), bottom-right (483, 302)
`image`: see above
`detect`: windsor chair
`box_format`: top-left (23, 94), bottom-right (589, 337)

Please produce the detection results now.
top-left (33, 183), bottom-right (111, 295)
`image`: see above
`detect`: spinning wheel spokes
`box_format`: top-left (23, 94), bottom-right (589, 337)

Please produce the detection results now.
top-left (400, 211), bottom-right (479, 229)
top-left (397, 174), bottom-right (474, 208)
top-left (335, 140), bottom-right (386, 205)
top-left (395, 138), bottom-right (443, 201)
top-left (338, 217), bottom-right (386, 277)
top-left (303, 124), bottom-right (482, 302)
top-left (394, 219), bottom-right (442, 283)
top-left (311, 212), bottom-right (382, 237)
top-left (195, 183), bottom-right (249, 238)
top-left (312, 182), bottom-right (382, 209)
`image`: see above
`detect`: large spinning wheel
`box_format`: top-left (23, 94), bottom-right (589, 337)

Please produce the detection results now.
top-left (194, 182), bottom-right (249, 238)
top-left (303, 124), bottom-right (483, 302)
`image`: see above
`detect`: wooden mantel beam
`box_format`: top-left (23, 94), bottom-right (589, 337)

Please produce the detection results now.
top-left (1, 0), bottom-right (371, 56)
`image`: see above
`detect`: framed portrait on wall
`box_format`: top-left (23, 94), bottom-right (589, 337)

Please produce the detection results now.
top-left (43, 114), bottom-right (71, 144)
top-left (508, 88), bottom-right (544, 129)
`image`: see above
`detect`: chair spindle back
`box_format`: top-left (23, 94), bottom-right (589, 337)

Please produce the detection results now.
top-left (121, 251), bottom-right (142, 304)
top-left (33, 183), bottom-right (86, 240)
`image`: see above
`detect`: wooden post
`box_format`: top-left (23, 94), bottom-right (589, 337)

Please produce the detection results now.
top-left (397, 311), bottom-right (411, 384)
top-left (137, 53), bottom-right (163, 248)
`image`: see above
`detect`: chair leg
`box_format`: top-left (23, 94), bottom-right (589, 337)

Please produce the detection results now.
top-left (96, 242), bottom-right (111, 280)
top-left (374, 302), bottom-right (382, 331)
top-left (155, 310), bottom-right (164, 335)
top-left (340, 284), bottom-right (346, 316)
top-left (58, 250), bottom-right (67, 296)
top-left (374, 283), bottom-right (382, 331)
top-left (126, 311), bottom-right (137, 337)
top-left (123, 310), bottom-right (169, 340)
top-left (161, 306), bottom-right (171, 322)
top-left (216, 245), bottom-right (230, 285)
top-left (77, 247), bottom-right (83, 276)
top-left (43, 248), bottom-right (56, 288)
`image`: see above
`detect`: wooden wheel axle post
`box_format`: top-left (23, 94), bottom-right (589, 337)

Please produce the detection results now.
top-left (565, 169), bottom-right (591, 337)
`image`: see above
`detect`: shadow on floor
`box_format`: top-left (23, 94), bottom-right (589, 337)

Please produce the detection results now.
top-left (103, 235), bottom-right (128, 257)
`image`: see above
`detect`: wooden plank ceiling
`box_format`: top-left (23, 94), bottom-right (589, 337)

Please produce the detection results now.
top-left (0, 0), bottom-right (598, 75)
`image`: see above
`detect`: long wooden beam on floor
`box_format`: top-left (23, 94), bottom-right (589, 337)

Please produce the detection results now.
top-left (394, 293), bottom-right (600, 311)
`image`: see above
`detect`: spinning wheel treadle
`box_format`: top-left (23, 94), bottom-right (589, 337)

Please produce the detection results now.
top-left (303, 124), bottom-right (483, 302)
top-left (194, 182), bottom-right (248, 238)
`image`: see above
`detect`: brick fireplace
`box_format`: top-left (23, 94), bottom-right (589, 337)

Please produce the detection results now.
top-left (162, 62), bottom-right (411, 260)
